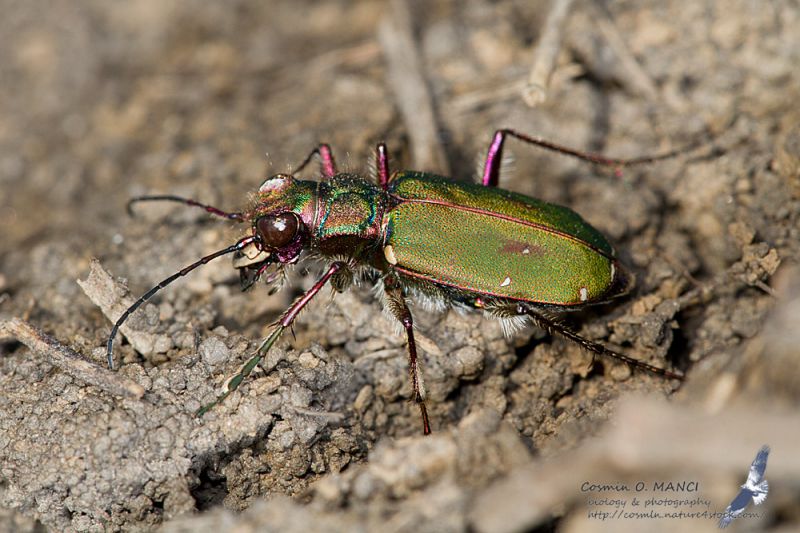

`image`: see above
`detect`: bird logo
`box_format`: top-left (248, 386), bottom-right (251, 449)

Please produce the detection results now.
top-left (718, 445), bottom-right (770, 528)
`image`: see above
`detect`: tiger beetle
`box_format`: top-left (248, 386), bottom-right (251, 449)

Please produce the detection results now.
top-left (107, 129), bottom-right (685, 435)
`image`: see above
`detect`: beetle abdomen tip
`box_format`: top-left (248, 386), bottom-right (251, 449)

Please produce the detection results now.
top-left (608, 261), bottom-right (635, 298)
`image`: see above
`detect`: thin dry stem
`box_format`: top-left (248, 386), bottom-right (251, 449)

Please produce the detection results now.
top-left (0, 317), bottom-right (145, 399)
top-left (522, 0), bottom-right (575, 107)
top-left (379, 0), bottom-right (450, 175)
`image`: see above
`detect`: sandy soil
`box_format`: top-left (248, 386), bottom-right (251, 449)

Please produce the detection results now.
top-left (1, 1), bottom-right (798, 531)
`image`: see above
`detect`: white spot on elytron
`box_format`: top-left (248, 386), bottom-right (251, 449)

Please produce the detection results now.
top-left (384, 245), bottom-right (398, 265)
top-left (580, 287), bottom-right (588, 301)
top-left (610, 263), bottom-right (616, 279)
top-left (500, 276), bottom-right (511, 287)
top-left (522, 247), bottom-right (530, 255)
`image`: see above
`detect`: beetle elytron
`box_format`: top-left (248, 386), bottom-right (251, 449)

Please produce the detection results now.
top-left (107, 129), bottom-right (682, 434)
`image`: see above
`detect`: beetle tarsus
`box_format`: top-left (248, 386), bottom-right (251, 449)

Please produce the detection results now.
top-left (196, 325), bottom-right (284, 416)
top-left (419, 401), bottom-right (431, 435)
top-left (480, 128), bottom-right (697, 187)
top-left (519, 305), bottom-right (683, 380)
top-left (195, 262), bottom-right (344, 416)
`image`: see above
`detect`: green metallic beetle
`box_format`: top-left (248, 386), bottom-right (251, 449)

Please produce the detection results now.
top-left (108, 129), bottom-right (682, 434)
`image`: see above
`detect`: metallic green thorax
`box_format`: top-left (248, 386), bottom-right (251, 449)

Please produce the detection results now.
top-left (314, 174), bottom-right (384, 243)
top-left (384, 172), bottom-right (620, 306)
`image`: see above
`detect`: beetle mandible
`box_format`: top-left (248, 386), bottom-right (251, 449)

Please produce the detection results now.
top-left (107, 129), bottom-right (684, 434)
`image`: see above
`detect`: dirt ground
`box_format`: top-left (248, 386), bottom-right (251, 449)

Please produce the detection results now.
top-left (1, 1), bottom-right (799, 531)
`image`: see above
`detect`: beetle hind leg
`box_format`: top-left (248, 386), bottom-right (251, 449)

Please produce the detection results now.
top-left (515, 304), bottom-right (683, 380)
top-left (480, 128), bottom-right (694, 187)
top-left (384, 279), bottom-right (431, 435)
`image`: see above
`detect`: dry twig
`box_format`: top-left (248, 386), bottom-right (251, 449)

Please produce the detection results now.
top-left (77, 259), bottom-right (173, 357)
top-left (379, 0), bottom-right (450, 175)
top-left (522, 0), bottom-right (575, 107)
top-left (0, 317), bottom-right (145, 399)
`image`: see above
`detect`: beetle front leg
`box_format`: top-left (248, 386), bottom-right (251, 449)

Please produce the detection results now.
top-left (291, 143), bottom-right (337, 178)
top-left (384, 279), bottom-right (431, 435)
top-left (196, 261), bottom-right (345, 416)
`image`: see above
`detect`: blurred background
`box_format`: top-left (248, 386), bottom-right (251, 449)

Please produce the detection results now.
top-left (1, 1), bottom-right (798, 531)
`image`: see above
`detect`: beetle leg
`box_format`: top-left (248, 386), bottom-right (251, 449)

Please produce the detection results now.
top-left (196, 261), bottom-right (345, 416)
top-left (481, 128), bottom-right (692, 187)
top-left (384, 281), bottom-right (431, 435)
top-left (126, 195), bottom-right (244, 221)
top-left (375, 142), bottom-right (391, 190)
top-left (518, 305), bottom-right (684, 380)
top-left (481, 130), bottom-right (508, 187)
top-left (291, 144), bottom-right (337, 178)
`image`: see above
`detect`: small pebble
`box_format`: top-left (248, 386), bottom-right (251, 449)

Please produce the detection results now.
top-left (198, 336), bottom-right (230, 366)
top-left (451, 346), bottom-right (484, 379)
top-left (354, 385), bottom-right (374, 412)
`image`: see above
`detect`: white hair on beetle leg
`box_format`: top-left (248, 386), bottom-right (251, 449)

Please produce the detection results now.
top-left (481, 301), bottom-right (533, 338)
top-left (374, 278), bottom-right (413, 338)
top-left (408, 286), bottom-right (450, 314)
top-left (494, 312), bottom-right (531, 338)
top-left (415, 358), bottom-right (426, 401)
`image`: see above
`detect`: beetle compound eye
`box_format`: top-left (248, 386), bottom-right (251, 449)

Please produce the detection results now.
top-left (256, 212), bottom-right (299, 249)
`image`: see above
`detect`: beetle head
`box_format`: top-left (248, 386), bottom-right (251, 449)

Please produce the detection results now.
top-left (234, 174), bottom-right (315, 290)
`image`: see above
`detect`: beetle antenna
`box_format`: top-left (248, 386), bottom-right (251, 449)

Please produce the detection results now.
top-left (127, 195), bottom-right (244, 221)
top-left (106, 236), bottom-right (257, 370)
top-left (518, 305), bottom-right (684, 380)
